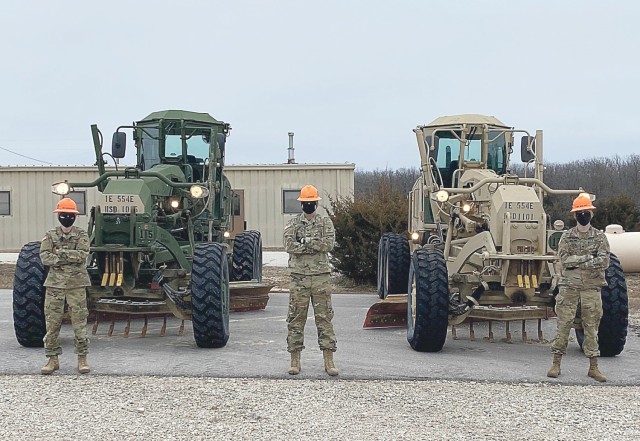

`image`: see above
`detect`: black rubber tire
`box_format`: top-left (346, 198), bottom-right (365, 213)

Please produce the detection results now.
top-left (407, 248), bottom-right (449, 352)
top-left (377, 233), bottom-right (391, 299)
top-left (385, 233), bottom-right (410, 295)
top-left (231, 230), bottom-right (263, 282)
top-left (377, 233), bottom-right (410, 298)
top-left (576, 253), bottom-right (628, 357)
top-left (191, 243), bottom-right (230, 348)
top-left (12, 241), bottom-right (47, 347)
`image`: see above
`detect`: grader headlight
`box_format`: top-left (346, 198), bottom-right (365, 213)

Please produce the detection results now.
top-left (411, 232), bottom-right (420, 242)
top-left (436, 190), bottom-right (449, 202)
top-left (169, 198), bottom-right (180, 209)
top-left (462, 202), bottom-right (472, 213)
top-left (189, 185), bottom-right (209, 199)
top-left (51, 181), bottom-right (72, 195)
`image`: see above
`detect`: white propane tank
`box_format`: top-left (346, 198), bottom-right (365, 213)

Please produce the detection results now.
top-left (604, 224), bottom-right (640, 273)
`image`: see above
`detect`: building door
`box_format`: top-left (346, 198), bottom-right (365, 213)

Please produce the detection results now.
top-left (230, 189), bottom-right (245, 238)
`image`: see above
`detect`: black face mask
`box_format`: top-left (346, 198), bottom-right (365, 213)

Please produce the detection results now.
top-left (575, 211), bottom-right (592, 227)
top-left (302, 202), bottom-right (317, 215)
top-left (58, 213), bottom-right (76, 228)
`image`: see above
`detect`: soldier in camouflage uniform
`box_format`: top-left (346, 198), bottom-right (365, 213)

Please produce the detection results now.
top-left (547, 193), bottom-right (609, 382)
top-left (283, 185), bottom-right (338, 376)
top-left (39, 197), bottom-right (92, 375)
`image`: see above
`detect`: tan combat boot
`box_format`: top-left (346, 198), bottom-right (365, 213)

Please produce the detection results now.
top-left (588, 357), bottom-right (606, 382)
top-left (288, 350), bottom-right (301, 375)
top-left (78, 355), bottom-right (90, 374)
top-left (41, 356), bottom-right (59, 375)
top-left (323, 350), bottom-right (339, 376)
top-left (546, 354), bottom-right (562, 378)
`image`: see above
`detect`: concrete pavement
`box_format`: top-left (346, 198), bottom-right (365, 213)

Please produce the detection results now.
top-left (2, 289), bottom-right (640, 384)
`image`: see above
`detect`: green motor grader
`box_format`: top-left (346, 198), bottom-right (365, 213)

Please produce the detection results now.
top-left (13, 110), bottom-right (269, 349)
top-left (367, 114), bottom-right (628, 356)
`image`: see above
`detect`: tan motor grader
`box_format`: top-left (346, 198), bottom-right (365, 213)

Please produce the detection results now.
top-left (366, 114), bottom-right (628, 355)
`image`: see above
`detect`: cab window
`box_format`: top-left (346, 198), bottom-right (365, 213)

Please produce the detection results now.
top-left (140, 128), bottom-right (160, 170)
top-left (487, 131), bottom-right (507, 174)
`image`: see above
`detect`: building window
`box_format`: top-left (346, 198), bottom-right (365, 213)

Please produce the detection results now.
top-left (283, 189), bottom-right (303, 214)
top-left (65, 191), bottom-right (86, 215)
top-left (0, 191), bottom-right (10, 215)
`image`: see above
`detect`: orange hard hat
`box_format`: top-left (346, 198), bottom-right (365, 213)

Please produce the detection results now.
top-left (571, 193), bottom-right (596, 213)
top-left (53, 197), bottom-right (80, 214)
top-left (297, 185), bottom-right (321, 202)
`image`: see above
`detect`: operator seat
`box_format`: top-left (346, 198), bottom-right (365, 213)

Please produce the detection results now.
top-left (187, 155), bottom-right (203, 182)
top-left (448, 160), bottom-right (459, 187)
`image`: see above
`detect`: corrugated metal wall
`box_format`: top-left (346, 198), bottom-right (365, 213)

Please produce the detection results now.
top-left (0, 167), bottom-right (104, 251)
top-left (226, 164), bottom-right (355, 248)
top-left (0, 164), bottom-right (354, 250)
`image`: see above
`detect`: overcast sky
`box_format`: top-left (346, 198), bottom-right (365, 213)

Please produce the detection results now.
top-left (1, 1), bottom-right (638, 170)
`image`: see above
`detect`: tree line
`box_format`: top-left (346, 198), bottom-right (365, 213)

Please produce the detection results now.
top-left (354, 155), bottom-right (640, 231)
top-left (329, 155), bottom-right (640, 284)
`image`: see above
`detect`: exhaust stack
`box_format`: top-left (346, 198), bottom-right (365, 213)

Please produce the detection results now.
top-left (287, 132), bottom-right (295, 164)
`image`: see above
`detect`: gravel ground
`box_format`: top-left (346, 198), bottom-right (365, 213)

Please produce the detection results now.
top-left (1, 375), bottom-right (639, 440)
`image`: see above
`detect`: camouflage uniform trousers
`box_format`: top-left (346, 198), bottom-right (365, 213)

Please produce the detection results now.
top-left (551, 287), bottom-right (603, 358)
top-left (44, 287), bottom-right (90, 357)
top-left (286, 273), bottom-right (337, 352)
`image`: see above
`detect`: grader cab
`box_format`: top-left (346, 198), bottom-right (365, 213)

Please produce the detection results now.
top-left (367, 114), bottom-right (628, 356)
top-left (13, 110), bottom-right (271, 349)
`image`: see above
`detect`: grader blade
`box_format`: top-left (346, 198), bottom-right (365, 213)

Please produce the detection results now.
top-left (229, 281), bottom-right (273, 312)
top-left (363, 294), bottom-right (408, 328)
top-left (87, 283), bottom-right (273, 337)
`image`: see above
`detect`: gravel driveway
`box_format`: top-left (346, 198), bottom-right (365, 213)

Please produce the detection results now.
top-left (1, 375), bottom-right (639, 440)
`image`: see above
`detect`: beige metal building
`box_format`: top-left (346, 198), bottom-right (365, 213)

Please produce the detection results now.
top-left (0, 163), bottom-right (355, 251)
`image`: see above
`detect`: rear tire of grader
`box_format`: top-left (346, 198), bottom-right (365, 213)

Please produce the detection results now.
top-left (12, 241), bottom-right (47, 348)
top-left (231, 230), bottom-right (263, 282)
top-left (575, 253), bottom-right (628, 357)
top-left (191, 243), bottom-right (230, 348)
top-left (377, 233), bottom-right (410, 299)
top-left (407, 248), bottom-right (449, 352)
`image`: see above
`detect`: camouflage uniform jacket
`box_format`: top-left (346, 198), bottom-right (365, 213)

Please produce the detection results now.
top-left (283, 213), bottom-right (335, 275)
top-left (40, 226), bottom-right (91, 288)
top-left (557, 226), bottom-right (610, 289)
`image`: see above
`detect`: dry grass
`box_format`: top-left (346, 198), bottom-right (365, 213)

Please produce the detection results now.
top-left (0, 264), bottom-right (13, 289)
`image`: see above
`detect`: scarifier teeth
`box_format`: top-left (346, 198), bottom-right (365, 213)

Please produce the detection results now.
top-left (538, 319), bottom-right (544, 342)
top-left (160, 317), bottom-right (167, 337)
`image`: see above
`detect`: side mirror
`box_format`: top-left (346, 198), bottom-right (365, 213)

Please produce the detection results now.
top-left (520, 136), bottom-right (535, 162)
top-left (112, 132), bottom-right (127, 158)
